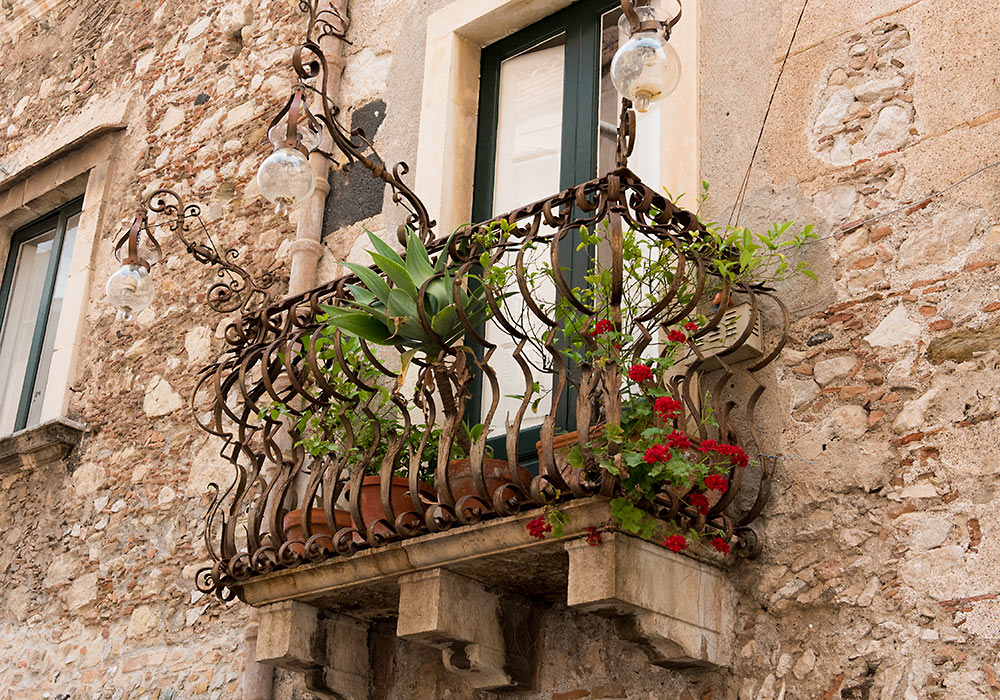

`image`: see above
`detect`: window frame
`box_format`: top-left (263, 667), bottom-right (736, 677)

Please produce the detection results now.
top-left (0, 198), bottom-right (83, 434)
top-left (468, 0), bottom-right (620, 465)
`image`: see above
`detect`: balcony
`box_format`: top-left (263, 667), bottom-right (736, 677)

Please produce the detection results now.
top-left (192, 166), bottom-right (791, 692)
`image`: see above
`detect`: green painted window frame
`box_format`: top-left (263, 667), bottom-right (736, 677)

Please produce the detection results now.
top-left (469, 0), bottom-right (620, 467)
top-left (0, 198), bottom-right (83, 433)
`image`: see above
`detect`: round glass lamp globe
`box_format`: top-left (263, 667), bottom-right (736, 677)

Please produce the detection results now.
top-left (611, 23), bottom-right (681, 112)
top-left (106, 263), bottom-right (155, 321)
top-left (256, 147), bottom-right (316, 215)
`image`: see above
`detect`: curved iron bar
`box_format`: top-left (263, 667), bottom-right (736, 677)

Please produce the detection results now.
top-left (114, 189), bottom-right (276, 315)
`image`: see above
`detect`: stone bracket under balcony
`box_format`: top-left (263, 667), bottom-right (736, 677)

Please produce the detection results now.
top-left (244, 497), bottom-right (732, 693)
top-left (566, 533), bottom-right (730, 668)
top-left (256, 600), bottom-right (370, 700)
top-left (397, 568), bottom-right (541, 689)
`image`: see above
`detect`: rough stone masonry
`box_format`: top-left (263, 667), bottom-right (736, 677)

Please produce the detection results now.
top-left (0, 0), bottom-right (999, 698)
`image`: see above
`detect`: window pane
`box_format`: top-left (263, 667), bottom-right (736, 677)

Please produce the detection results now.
top-left (486, 35), bottom-right (566, 437)
top-left (0, 228), bottom-right (57, 434)
top-left (27, 213), bottom-right (80, 427)
top-left (598, 6), bottom-right (663, 184)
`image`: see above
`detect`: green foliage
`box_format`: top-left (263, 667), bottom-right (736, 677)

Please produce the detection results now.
top-left (260, 333), bottom-right (443, 480)
top-left (321, 229), bottom-right (494, 359)
top-left (473, 181), bottom-right (816, 546)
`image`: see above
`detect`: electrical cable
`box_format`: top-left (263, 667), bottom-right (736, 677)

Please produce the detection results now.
top-left (728, 0), bottom-right (810, 228)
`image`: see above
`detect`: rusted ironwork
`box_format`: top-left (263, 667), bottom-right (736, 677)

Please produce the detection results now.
top-left (193, 164), bottom-right (788, 600)
top-left (271, 0), bottom-right (435, 244)
top-left (620, 0), bottom-right (682, 37)
top-left (93, 1), bottom-right (786, 600)
top-left (114, 189), bottom-right (276, 315)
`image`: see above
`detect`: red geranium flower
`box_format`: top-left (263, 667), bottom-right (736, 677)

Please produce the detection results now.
top-left (688, 492), bottom-right (710, 515)
top-left (705, 474), bottom-right (729, 493)
top-left (698, 439), bottom-right (718, 453)
top-left (665, 430), bottom-right (691, 451)
top-left (667, 330), bottom-right (687, 343)
top-left (712, 537), bottom-right (731, 555)
top-left (644, 444), bottom-right (669, 464)
top-left (663, 534), bottom-right (688, 552)
top-left (684, 321), bottom-right (700, 332)
top-left (526, 515), bottom-right (552, 540)
top-left (590, 319), bottom-right (613, 337)
top-left (585, 526), bottom-right (601, 547)
top-left (628, 364), bottom-right (653, 383)
top-left (654, 396), bottom-right (682, 421)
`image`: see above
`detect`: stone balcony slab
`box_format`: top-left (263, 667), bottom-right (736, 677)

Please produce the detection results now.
top-left (246, 496), bottom-right (734, 694)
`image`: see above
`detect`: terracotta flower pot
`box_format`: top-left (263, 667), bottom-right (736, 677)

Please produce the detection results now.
top-left (350, 475), bottom-right (433, 533)
top-left (282, 508), bottom-right (352, 556)
top-left (446, 458), bottom-right (533, 505)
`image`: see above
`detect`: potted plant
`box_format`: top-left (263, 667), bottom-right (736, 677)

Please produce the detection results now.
top-left (320, 229), bottom-right (529, 512)
top-left (270, 330), bottom-right (439, 544)
top-left (478, 182), bottom-right (817, 551)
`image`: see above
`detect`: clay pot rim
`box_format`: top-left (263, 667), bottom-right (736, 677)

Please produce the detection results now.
top-left (282, 508), bottom-right (350, 530)
top-left (352, 474), bottom-right (436, 498)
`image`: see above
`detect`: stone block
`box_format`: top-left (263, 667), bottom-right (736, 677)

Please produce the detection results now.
top-left (397, 568), bottom-right (536, 690)
top-left (565, 534), bottom-right (730, 669)
top-left (256, 601), bottom-right (369, 700)
top-left (256, 601), bottom-right (323, 671)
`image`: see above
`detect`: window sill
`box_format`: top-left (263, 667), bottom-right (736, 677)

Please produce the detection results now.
top-left (0, 417), bottom-right (87, 472)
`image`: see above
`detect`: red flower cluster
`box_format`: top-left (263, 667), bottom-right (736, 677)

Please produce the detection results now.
top-left (667, 330), bottom-right (687, 343)
top-left (526, 515), bottom-right (552, 540)
top-left (665, 430), bottom-right (691, 451)
top-left (644, 444), bottom-right (669, 464)
top-left (663, 534), bottom-right (688, 552)
top-left (697, 439), bottom-right (749, 468)
top-left (712, 537), bottom-right (731, 555)
top-left (684, 321), bottom-right (700, 332)
top-left (688, 492), bottom-right (710, 515)
top-left (590, 319), bottom-right (613, 337)
top-left (628, 364), bottom-right (653, 383)
top-left (654, 396), bottom-right (682, 421)
top-left (585, 526), bottom-right (601, 547)
top-left (705, 474), bottom-right (729, 493)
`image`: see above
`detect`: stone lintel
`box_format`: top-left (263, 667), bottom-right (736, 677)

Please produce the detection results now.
top-left (256, 600), bottom-right (369, 700)
top-left (565, 533), bottom-right (730, 669)
top-left (0, 417), bottom-right (87, 473)
top-left (397, 568), bottom-right (537, 690)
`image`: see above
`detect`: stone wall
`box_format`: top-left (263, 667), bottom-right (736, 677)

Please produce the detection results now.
top-left (1, 0), bottom-right (999, 699)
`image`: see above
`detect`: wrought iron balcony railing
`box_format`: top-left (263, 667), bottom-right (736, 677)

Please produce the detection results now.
top-left (193, 165), bottom-right (788, 601)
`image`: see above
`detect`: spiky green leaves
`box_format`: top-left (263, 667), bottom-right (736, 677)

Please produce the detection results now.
top-left (322, 229), bottom-right (492, 357)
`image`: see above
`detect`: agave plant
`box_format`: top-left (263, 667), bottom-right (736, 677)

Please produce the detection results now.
top-left (321, 229), bottom-right (493, 367)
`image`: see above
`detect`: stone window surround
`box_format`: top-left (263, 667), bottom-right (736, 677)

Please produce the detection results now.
top-left (414, 0), bottom-right (700, 236)
top-left (0, 0), bottom-right (73, 45)
top-left (0, 106), bottom-right (126, 441)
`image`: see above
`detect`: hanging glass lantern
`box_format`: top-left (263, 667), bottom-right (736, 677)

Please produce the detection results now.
top-left (611, 3), bottom-right (682, 113)
top-left (107, 215), bottom-right (160, 320)
top-left (256, 87), bottom-right (323, 215)
top-left (106, 263), bottom-right (156, 321)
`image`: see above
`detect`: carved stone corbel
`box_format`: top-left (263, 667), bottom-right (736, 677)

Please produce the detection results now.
top-left (396, 568), bottom-right (538, 690)
top-left (565, 533), bottom-right (731, 669)
top-left (255, 600), bottom-right (369, 700)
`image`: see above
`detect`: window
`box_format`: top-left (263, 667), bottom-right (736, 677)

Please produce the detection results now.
top-left (469, 0), bottom-right (667, 464)
top-left (0, 199), bottom-right (82, 435)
